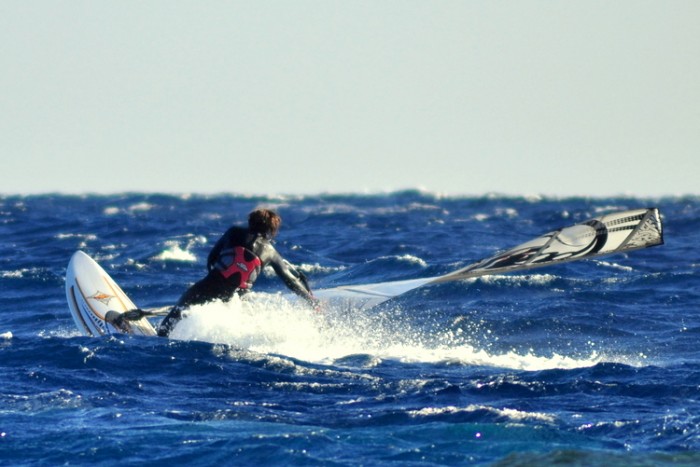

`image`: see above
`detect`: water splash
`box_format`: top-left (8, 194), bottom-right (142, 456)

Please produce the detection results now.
top-left (168, 294), bottom-right (601, 371)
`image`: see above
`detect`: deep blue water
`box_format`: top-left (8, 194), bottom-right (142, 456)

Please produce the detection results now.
top-left (1, 192), bottom-right (699, 466)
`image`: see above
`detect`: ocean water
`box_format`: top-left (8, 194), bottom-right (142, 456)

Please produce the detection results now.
top-left (1, 192), bottom-right (699, 466)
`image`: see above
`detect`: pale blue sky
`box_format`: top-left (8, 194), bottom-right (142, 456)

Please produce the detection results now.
top-left (1, 1), bottom-right (698, 197)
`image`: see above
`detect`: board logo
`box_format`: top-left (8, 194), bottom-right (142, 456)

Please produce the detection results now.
top-left (88, 291), bottom-right (114, 305)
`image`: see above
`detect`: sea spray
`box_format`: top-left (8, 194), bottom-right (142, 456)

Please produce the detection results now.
top-left (168, 293), bottom-right (602, 371)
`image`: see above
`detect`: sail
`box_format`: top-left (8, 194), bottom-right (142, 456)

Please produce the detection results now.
top-left (314, 208), bottom-right (664, 310)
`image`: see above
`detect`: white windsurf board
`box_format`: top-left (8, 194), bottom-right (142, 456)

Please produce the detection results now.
top-left (65, 251), bottom-right (156, 337)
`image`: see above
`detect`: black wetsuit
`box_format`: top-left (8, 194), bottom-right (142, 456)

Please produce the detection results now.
top-left (157, 226), bottom-right (314, 337)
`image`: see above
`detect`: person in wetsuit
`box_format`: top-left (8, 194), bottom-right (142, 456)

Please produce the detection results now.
top-left (157, 208), bottom-right (317, 337)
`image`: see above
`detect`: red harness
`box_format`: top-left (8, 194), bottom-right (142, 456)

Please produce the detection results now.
top-left (216, 246), bottom-right (262, 289)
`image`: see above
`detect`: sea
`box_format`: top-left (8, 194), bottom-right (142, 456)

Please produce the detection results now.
top-left (1, 191), bottom-right (699, 466)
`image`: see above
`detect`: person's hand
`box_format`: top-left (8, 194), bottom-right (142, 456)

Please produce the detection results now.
top-left (309, 297), bottom-right (323, 313)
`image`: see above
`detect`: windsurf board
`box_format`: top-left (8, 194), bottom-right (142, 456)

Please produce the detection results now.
top-left (65, 251), bottom-right (156, 337)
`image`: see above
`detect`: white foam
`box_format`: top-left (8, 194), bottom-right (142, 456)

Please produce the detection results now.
top-left (476, 274), bottom-right (559, 287)
top-left (55, 233), bottom-right (97, 241)
top-left (152, 236), bottom-right (207, 262)
top-left (1, 270), bottom-right (25, 278)
top-left (594, 205), bottom-right (627, 214)
top-left (153, 244), bottom-right (197, 262)
top-left (377, 254), bottom-right (428, 268)
top-left (471, 208), bottom-right (519, 222)
top-left (128, 202), bottom-right (154, 212)
top-left (169, 294), bottom-right (328, 361)
top-left (103, 206), bottom-right (120, 215)
top-left (102, 202), bottom-right (154, 215)
top-left (295, 263), bottom-right (348, 275)
top-left (408, 405), bottom-right (556, 424)
top-left (260, 262), bottom-right (346, 279)
top-left (594, 260), bottom-right (633, 272)
top-left (55, 233), bottom-right (97, 249)
top-left (0, 267), bottom-right (62, 279)
top-left (39, 328), bottom-right (82, 339)
top-left (496, 208), bottom-right (519, 218)
top-left (167, 294), bottom-right (602, 371)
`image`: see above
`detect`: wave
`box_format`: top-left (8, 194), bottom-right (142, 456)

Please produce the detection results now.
top-left (103, 201), bottom-right (156, 215)
top-left (152, 244), bottom-right (198, 262)
top-left (151, 236), bottom-right (208, 263)
top-left (473, 273), bottom-right (560, 287)
top-left (407, 405), bottom-right (556, 424)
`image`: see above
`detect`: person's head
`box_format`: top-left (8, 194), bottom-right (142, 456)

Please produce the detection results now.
top-left (248, 209), bottom-right (282, 239)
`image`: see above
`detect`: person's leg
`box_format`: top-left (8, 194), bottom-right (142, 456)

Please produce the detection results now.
top-left (157, 274), bottom-right (236, 337)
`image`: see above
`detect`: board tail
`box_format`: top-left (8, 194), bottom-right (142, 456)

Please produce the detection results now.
top-left (314, 208), bottom-right (663, 310)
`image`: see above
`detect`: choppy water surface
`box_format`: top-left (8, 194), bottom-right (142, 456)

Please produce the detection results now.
top-left (1, 192), bottom-right (699, 465)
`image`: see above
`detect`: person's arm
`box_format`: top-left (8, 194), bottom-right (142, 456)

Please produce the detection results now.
top-left (267, 250), bottom-right (316, 303)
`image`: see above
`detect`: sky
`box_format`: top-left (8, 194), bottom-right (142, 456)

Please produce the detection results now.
top-left (1, 1), bottom-right (698, 197)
